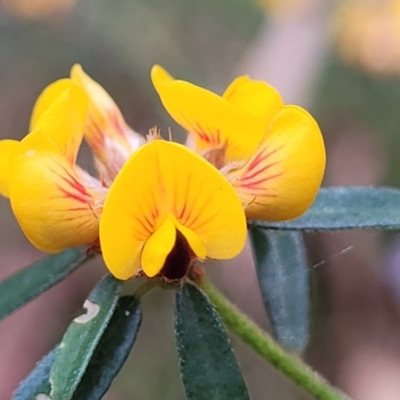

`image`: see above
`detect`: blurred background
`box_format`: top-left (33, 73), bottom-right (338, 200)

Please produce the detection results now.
top-left (2, 0), bottom-right (400, 399)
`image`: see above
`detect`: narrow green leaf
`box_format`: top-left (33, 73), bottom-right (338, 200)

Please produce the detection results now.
top-left (12, 347), bottom-right (57, 399)
top-left (72, 296), bottom-right (142, 400)
top-left (249, 227), bottom-right (309, 353)
top-left (250, 187), bottom-right (400, 230)
top-left (175, 284), bottom-right (250, 400)
top-left (50, 274), bottom-right (122, 400)
top-left (0, 248), bottom-right (92, 321)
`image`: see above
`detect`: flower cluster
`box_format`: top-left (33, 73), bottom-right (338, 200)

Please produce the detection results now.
top-left (0, 65), bottom-right (325, 280)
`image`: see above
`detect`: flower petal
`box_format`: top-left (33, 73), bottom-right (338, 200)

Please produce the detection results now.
top-left (31, 81), bottom-right (88, 165)
top-left (141, 214), bottom-right (177, 278)
top-left (30, 79), bottom-right (76, 129)
top-left (228, 105), bottom-right (325, 221)
top-left (151, 65), bottom-right (265, 164)
top-left (71, 64), bottom-right (145, 185)
top-left (223, 75), bottom-right (284, 131)
top-left (100, 140), bottom-right (247, 280)
top-left (0, 139), bottom-right (19, 197)
top-left (10, 131), bottom-right (102, 253)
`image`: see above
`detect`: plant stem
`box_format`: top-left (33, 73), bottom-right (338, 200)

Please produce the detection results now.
top-left (199, 276), bottom-right (351, 400)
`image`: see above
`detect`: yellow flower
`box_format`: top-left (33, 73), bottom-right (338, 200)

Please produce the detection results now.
top-left (100, 140), bottom-right (247, 280)
top-left (32, 65), bottom-right (145, 186)
top-left (0, 66), bottom-right (247, 281)
top-left (151, 65), bottom-right (326, 221)
top-left (0, 65), bottom-right (144, 253)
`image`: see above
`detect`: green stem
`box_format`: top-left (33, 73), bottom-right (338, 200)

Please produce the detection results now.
top-left (199, 276), bottom-right (350, 400)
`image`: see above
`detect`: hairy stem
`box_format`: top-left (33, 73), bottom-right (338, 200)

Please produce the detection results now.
top-left (199, 275), bottom-right (350, 400)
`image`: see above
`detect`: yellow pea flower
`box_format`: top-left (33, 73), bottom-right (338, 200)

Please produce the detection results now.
top-left (100, 140), bottom-right (247, 280)
top-left (0, 84), bottom-right (104, 252)
top-left (0, 66), bottom-right (247, 282)
top-left (0, 65), bottom-right (144, 253)
top-left (32, 65), bottom-right (145, 186)
top-left (151, 65), bottom-right (325, 221)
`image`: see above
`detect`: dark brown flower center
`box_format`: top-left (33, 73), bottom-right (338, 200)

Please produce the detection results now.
top-left (160, 229), bottom-right (192, 281)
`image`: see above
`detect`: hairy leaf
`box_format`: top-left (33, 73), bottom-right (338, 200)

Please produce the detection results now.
top-left (175, 284), bottom-right (250, 400)
top-left (50, 275), bottom-right (122, 400)
top-left (72, 296), bottom-right (142, 400)
top-left (250, 228), bottom-right (309, 353)
top-left (0, 248), bottom-right (92, 321)
top-left (251, 187), bottom-right (400, 230)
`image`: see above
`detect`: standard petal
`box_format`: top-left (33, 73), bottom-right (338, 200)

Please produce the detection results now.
top-left (0, 139), bottom-right (19, 197)
top-left (223, 75), bottom-right (284, 131)
top-left (71, 64), bottom-right (145, 184)
top-left (100, 140), bottom-right (247, 279)
top-left (228, 105), bottom-right (326, 221)
top-left (10, 131), bottom-right (102, 253)
top-left (151, 65), bottom-right (265, 164)
top-left (31, 81), bottom-right (88, 165)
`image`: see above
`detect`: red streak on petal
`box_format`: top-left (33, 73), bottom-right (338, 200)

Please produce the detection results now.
top-left (190, 212), bottom-right (220, 232)
top-left (240, 161), bottom-right (279, 183)
top-left (86, 116), bottom-right (106, 152)
top-left (179, 113), bottom-right (224, 147)
top-left (178, 203), bottom-right (187, 221)
top-left (239, 172), bottom-right (284, 191)
top-left (107, 110), bottom-right (125, 138)
top-left (245, 145), bottom-right (282, 173)
top-left (142, 213), bottom-right (155, 232)
top-left (48, 160), bottom-right (93, 205)
top-left (57, 166), bottom-right (90, 196)
top-left (57, 186), bottom-right (91, 204)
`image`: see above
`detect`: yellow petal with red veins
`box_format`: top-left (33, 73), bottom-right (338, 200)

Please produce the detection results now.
top-left (100, 140), bottom-right (247, 280)
top-left (0, 139), bottom-right (19, 197)
top-left (222, 75), bottom-right (284, 131)
top-left (71, 64), bottom-right (144, 184)
top-left (31, 83), bottom-right (88, 165)
top-left (228, 105), bottom-right (325, 221)
top-left (151, 65), bottom-right (265, 164)
top-left (10, 131), bottom-right (102, 253)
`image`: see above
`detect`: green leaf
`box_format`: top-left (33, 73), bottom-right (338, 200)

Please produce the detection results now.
top-left (50, 274), bottom-right (122, 400)
top-left (0, 248), bottom-right (92, 321)
top-left (175, 284), bottom-right (250, 400)
top-left (251, 187), bottom-right (400, 230)
top-left (249, 228), bottom-right (309, 353)
top-left (12, 347), bottom-right (57, 399)
top-left (72, 296), bottom-right (142, 400)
